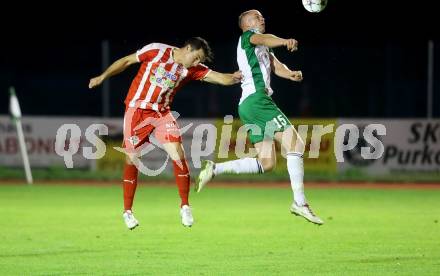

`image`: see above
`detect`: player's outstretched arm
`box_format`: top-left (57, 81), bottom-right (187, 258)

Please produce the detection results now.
top-left (270, 53), bottom-right (303, 82)
top-left (88, 53), bottom-right (138, 89)
top-left (250, 33), bottom-right (298, 52)
top-left (202, 70), bottom-right (242, 86)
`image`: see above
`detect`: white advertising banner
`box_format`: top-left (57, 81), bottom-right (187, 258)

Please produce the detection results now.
top-left (0, 116), bottom-right (215, 172)
top-left (0, 116), bottom-right (122, 168)
top-left (337, 119), bottom-right (440, 175)
top-left (3, 116), bottom-right (439, 177)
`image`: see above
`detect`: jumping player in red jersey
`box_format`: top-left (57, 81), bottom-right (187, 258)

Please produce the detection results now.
top-left (89, 37), bottom-right (241, 229)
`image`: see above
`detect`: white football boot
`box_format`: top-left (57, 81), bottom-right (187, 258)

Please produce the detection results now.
top-left (195, 160), bottom-right (215, 193)
top-left (123, 210), bottom-right (139, 230)
top-left (180, 205), bottom-right (194, 227)
top-left (290, 202), bottom-right (324, 225)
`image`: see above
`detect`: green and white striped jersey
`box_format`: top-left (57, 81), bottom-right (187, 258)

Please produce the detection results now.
top-left (237, 29), bottom-right (274, 104)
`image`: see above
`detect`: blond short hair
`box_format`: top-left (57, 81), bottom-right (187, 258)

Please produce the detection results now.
top-left (238, 10), bottom-right (255, 29)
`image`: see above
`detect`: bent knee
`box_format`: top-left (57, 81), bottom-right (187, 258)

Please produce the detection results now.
top-left (259, 158), bottom-right (276, 172)
top-left (125, 156), bottom-right (134, 165)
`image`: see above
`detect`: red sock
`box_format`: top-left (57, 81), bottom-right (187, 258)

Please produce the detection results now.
top-left (173, 159), bottom-right (190, 207)
top-left (123, 164), bottom-right (138, 211)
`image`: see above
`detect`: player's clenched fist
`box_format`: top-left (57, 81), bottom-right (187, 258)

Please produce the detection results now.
top-left (232, 71), bottom-right (243, 83)
top-left (88, 75), bottom-right (104, 89)
top-left (284, 39), bottom-right (298, 52)
top-left (288, 70), bottom-right (303, 82)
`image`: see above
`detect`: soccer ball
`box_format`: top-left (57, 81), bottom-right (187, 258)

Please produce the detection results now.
top-left (302, 0), bottom-right (328, 13)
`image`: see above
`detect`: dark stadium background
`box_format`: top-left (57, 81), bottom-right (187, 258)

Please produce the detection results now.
top-left (1, 0), bottom-right (439, 118)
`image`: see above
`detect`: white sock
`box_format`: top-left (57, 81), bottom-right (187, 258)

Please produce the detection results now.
top-left (214, 158), bottom-right (263, 175)
top-left (287, 152), bottom-right (307, 206)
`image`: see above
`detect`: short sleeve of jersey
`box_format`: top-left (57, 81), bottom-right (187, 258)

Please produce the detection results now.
top-left (188, 64), bottom-right (211, 81)
top-left (136, 43), bottom-right (158, 62)
top-left (241, 30), bottom-right (257, 49)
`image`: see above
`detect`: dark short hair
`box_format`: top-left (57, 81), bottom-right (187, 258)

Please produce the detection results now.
top-left (183, 37), bottom-right (214, 63)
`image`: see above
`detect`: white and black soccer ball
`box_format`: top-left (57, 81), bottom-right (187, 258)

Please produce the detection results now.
top-left (302, 0), bottom-right (328, 13)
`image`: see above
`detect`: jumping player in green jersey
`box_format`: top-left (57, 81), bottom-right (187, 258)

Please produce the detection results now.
top-left (196, 10), bottom-right (323, 225)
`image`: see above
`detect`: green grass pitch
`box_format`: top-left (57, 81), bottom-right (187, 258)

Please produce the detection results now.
top-left (0, 183), bottom-right (439, 275)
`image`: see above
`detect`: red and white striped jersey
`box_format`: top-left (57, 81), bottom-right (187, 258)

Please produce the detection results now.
top-left (124, 43), bottom-right (211, 111)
